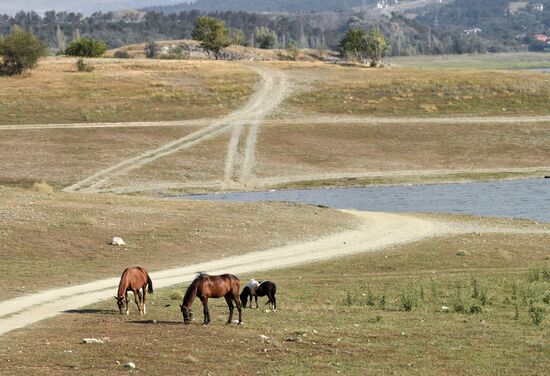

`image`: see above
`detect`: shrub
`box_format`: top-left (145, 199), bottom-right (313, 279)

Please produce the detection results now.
top-left (379, 294), bottom-right (386, 309)
top-left (529, 303), bottom-right (545, 326)
top-left (366, 289), bottom-right (376, 306)
top-left (32, 181), bottom-right (54, 193)
top-left (0, 27), bottom-right (47, 75)
top-left (344, 291), bottom-right (357, 306)
top-left (399, 283), bottom-right (418, 312)
top-left (144, 40), bottom-right (157, 59)
top-left (285, 42), bottom-right (299, 61)
top-left (469, 304), bottom-right (482, 314)
top-left (114, 50), bottom-right (131, 59)
top-left (528, 265), bottom-right (550, 282)
top-left (76, 58), bottom-right (94, 72)
top-left (256, 27), bottom-right (277, 49)
top-left (452, 282), bottom-right (466, 313)
top-left (65, 38), bottom-right (107, 57)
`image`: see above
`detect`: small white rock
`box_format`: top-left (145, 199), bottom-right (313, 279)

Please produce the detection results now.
top-left (111, 237), bottom-right (126, 246)
top-left (442, 306), bottom-right (450, 312)
top-left (259, 335), bottom-right (269, 340)
top-left (82, 338), bottom-right (103, 344)
top-left (124, 362), bottom-right (136, 369)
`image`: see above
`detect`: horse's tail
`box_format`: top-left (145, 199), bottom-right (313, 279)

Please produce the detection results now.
top-left (147, 274), bottom-right (153, 294)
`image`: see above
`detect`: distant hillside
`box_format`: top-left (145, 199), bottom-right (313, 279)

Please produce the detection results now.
top-left (148, 0), bottom-right (376, 13)
top-left (0, 1), bottom-right (187, 15)
top-left (417, 0), bottom-right (550, 52)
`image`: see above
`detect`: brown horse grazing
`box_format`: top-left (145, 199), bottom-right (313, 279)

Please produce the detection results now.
top-left (180, 273), bottom-right (242, 326)
top-left (240, 280), bottom-right (277, 311)
top-left (115, 267), bottom-right (153, 315)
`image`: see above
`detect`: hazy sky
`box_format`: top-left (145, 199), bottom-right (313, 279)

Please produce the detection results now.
top-left (0, 0), bottom-right (190, 15)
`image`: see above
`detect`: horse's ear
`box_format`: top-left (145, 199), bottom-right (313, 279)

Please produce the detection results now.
top-left (114, 296), bottom-right (118, 300)
top-left (179, 304), bottom-right (182, 308)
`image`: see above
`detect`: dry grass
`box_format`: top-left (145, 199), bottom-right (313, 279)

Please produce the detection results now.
top-left (0, 57), bottom-right (255, 125)
top-left (0, 126), bottom-right (202, 188)
top-left (107, 131), bottom-right (232, 192)
top-left (255, 122), bottom-right (550, 179)
top-left (0, 218), bottom-right (548, 375)
top-left (387, 52), bottom-right (550, 70)
top-left (281, 65), bottom-right (550, 117)
top-left (0, 186), bottom-right (357, 301)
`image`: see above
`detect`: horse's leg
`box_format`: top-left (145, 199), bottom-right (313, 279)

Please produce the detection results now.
top-left (134, 289), bottom-right (143, 315)
top-left (234, 294), bottom-right (243, 324)
top-left (125, 292), bottom-right (130, 315)
top-left (224, 296), bottom-right (234, 325)
top-left (201, 297), bottom-right (209, 325)
top-left (255, 295), bottom-right (258, 309)
top-left (142, 285), bottom-right (147, 315)
top-left (272, 293), bottom-right (276, 311)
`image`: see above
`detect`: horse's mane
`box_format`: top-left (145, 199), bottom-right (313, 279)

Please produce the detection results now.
top-left (182, 274), bottom-right (204, 306)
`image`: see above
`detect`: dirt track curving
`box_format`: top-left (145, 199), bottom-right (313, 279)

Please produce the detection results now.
top-left (2, 210), bottom-right (547, 336)
top-left (0, 211), bottom-right (448, 336)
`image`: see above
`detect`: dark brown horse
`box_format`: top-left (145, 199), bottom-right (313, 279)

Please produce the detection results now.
top-left (240, 280), bottom-right (277, 311)
top-left (180, 273), bottom-right (242, 325)
top-left (115, 267), bottom-right (153, 315)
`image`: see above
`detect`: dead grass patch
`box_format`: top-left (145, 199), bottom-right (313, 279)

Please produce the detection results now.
top-left (282, 65), bottom-right (550, 117)
top-left (0, 57), bottom-right (255, 125)
top-left (0, 126), bottom-right (202, 188)
top-left (255, 122), bottom-right (550, 178)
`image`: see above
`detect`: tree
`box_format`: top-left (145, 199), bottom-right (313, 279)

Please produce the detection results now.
top-left (255, 26), bottom-right (277, 49)
top-left (365, 29), bottom-right (389, 67)
top-left (191, 16), bottom-right (231, 57)
top-left (338, 28), bottom-right (368, 62)
top-left (144, 40), bottom-right (158, 58)
top-left (0, 27), bottom-right (47, 75)
top-left (338, 28), bottom-right (389, 66)
top-left (65, 38), bottom-right (107, 57)
top-left (55, 25), bottom-right (65, 53)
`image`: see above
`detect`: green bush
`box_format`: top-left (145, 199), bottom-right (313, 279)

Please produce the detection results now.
top-left (0, 27), bottom-right (47, 75)
top-left (114, 50), bottom-right (132, 59)
top-left (65, 38), bottom-right (107, 57)
top-left (76, 58), bottom-right (94, 72)
top-left (529, 303), bottom-right (545, 326)
top-left (399, 283), bottom-right (418, 312)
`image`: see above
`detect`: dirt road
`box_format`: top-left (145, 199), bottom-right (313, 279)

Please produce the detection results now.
top-left (63, 65), bottom-right (291, 193)
top-left (0, 211), bottom-right (449, 336)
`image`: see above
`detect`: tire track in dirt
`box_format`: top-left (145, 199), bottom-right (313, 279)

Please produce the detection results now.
top-left (222, 66), bottom-right (291, 189)
top-left (63, 65), bottom-right (289, 193)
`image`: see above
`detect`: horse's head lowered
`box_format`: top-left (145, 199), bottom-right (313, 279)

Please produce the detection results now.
top-left (115, 296), bottom-right (126, 314)
top-left (180, 305), bottom-right (193, 324)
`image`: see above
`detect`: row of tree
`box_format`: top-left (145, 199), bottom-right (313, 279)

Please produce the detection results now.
top-left (0, 9), bottom-right (500, 56)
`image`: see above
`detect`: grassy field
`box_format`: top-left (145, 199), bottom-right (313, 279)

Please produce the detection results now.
top-left (281, 64), bottom-right (550, 117)
top-left (387, 52), bottom-right (550, 70)
top-left (0, 125), bottom-right (202, 189)
top-left (0, 216), bottom-right (548, 375)
top-left (0, 187), bottom-right (356, 301)
top-left (254, 121), bottom-right (550, 182)
top-left (106, 131), bottom-right (232, 193)
top-left (0, 57), bottom-right (255, 125)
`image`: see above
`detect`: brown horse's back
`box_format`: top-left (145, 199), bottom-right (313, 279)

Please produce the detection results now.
top-left (196, 274), bottom-right (239, 299)
top-left (118, 267), bottom-right (152, 296)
